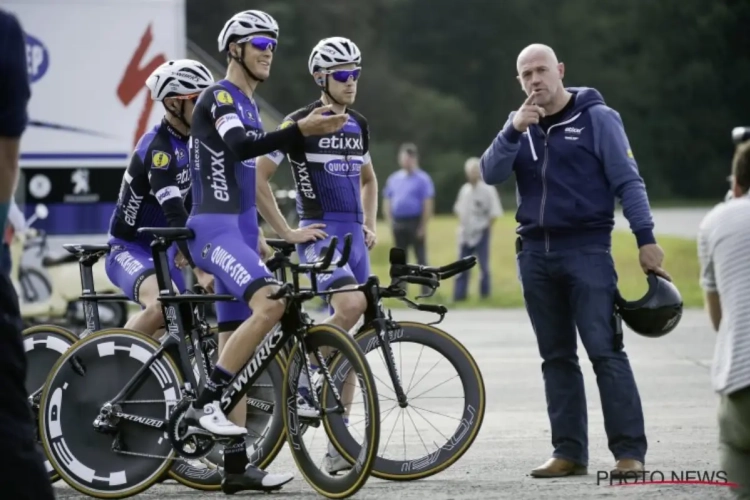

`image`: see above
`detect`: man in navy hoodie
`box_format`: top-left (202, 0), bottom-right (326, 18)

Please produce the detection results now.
top-left (0, 9), bottom-right (56, 499)
top-left (480, 44), bottom-right (669, 479)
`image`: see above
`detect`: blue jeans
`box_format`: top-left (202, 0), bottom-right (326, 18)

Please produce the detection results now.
top-left (453, 228), bottom-right (491, 301)
top-left (517, 244), bottom-right (647, 466)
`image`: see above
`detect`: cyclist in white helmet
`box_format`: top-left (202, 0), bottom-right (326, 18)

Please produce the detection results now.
top-left (105, 59), bottom-right (215, 339)
top-left (256, 36), bottom-right (376, 475)
top-left (183, 10), bottom-right (347, 494)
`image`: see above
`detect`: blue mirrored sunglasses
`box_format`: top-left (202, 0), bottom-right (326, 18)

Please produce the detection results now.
top-left (237, 35), bottom-right (277, 52)
top-left (325, 67), bottom-right (362, 83)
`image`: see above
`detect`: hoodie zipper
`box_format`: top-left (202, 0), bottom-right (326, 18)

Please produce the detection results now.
top-left (537, 112), bottom-right (582, 252)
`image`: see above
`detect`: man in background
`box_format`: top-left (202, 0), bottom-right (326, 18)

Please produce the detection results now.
top-left (452, 156), bottom-right (502, 302)
top-left (0, 8), bottom-right (56, 499)
top-left (382, 143), bottom-right (434, 288)
top-left (697, 140), bottom-right (750, 499)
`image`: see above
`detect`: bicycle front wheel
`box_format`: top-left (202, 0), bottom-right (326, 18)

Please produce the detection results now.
top-left (284, 323), bottom-right (380, 499)
top-left (327, 321), bottom-right (486, 481)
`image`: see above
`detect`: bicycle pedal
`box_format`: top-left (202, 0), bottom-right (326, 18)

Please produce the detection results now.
top-left (299, 416), bottom-right (321, 428)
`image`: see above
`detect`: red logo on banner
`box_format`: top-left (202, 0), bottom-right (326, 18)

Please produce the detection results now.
top-left (117, 24), bottom-right (167, 147)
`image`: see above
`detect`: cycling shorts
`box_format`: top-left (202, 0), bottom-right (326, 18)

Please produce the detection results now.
top-left (296, 219), bottom-right (370, 294)
top-left (187, 212), bottom-right (280, 332)
top-left (105, 237), bottom-right (186, 303)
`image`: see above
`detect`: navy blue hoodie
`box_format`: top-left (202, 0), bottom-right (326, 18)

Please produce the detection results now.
top-left (480, 87), bottom-right (655, 251)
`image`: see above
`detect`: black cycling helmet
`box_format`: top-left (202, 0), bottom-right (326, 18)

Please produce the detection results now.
top-left (615, 272), bottom-right (683, 338)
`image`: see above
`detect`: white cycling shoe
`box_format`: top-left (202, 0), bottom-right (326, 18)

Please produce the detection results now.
top-left (189, 401), bottom-right (247, 437)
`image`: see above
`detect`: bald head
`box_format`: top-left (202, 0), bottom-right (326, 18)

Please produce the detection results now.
top-left (515, 43), bottom-right (566, 110)
top-left (516, 44), bottom-right (559, 74)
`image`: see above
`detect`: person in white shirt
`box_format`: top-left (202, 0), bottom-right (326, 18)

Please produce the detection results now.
top-left (697, 140), bottom-right (750, 499)
top-left (452, 156), bottom-right (503, 301)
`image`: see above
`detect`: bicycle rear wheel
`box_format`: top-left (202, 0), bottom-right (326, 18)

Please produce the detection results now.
top-left (284, 323), bottom-right (380, 499)
top-left (39, 328), bottom-right (182, 498)
top-left (22, 324), bottom-right (79, 484)
top-left (327, 321), bottom-right (486, 481)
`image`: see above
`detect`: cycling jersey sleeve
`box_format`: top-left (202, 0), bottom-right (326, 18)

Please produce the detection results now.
top-left (148, 149), bottom-right (195, 268)
top-left (263, 119), bottom-right (298, 166)
top-left (210, 89), bottom-right (303, 161)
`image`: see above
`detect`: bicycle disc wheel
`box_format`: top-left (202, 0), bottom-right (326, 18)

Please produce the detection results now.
top-left (22, 324), bottom-right (79, 484)
top-left (284, 323), bottom-right (380, 499)
top-left (39, 328), bottom-right (183, 498)
top-left (327, 321), bottom-right (486, 481)
top-left (167, 346), bottom-right (288, 490)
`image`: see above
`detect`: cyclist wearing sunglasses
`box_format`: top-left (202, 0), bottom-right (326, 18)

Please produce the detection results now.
top-left (256, 36), bottom-right (375, 474)
top-left (105, 59), bottom-right (215, 338)
top-left (184, 10), bottom-right (347, 494)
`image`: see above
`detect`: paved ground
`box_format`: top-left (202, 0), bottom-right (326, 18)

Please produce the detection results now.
top-left (51, 308), bottom-right (738, 499)
top-left (613, 207), bottom-right (712, 240)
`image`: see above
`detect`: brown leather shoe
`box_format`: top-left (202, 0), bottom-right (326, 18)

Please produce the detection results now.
top-left (530, 458), bottom-right (588, 478)
top-left (610, 459), bottom-right (644, 479)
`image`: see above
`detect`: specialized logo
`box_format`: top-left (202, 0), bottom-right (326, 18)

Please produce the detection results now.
top-left (291, 159), bottom-right (316, 199)
top-left (221, 327), bottom-right (285, 410)
top-left (318, 136), bottom-right (363, 150)
top-left (325, 159), bottom-right (362, 177)
top-left (152, 150), bottom-right (171, 169)
top-left (117, 24), bottom-right (167, 147)
top-left (25, 34), bottom-right (50, 84)
top-left (200, 142), bottom-right (229, 202)
top-left (115, 251), bottom-right (145, 276)
top-left (214, 90), bottom-right (234, 106)
top-left (210, 246), bottom-right (251, 287)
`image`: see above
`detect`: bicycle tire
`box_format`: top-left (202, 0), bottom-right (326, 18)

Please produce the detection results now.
top-left (39, 328), bottom-right (183, 499)
top-left (284, 323), bottom-right (380, 499)
top-left (19, 267), bottom-right (52, 303)
top-left (167, 349), bottom-right (288, 490)
top-left (22, 324), bottom-right (79, 484)
top-left (327, 321), bottom-right (486, 481)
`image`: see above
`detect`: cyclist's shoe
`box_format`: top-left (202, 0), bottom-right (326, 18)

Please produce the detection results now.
top-left (296, 387), bottom-right (320, 419)
top-left (325, 443), bottom-right (353, 475)
top-left (186, 401), bottom-right (247, 437)
top-left (221, 464), bottom-right (294, 494)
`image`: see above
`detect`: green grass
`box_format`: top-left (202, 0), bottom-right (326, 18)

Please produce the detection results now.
top-left (361, 215), bottom-right (702, 309)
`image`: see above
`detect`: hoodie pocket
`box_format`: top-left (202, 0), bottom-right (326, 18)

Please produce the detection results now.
top-left (516, 195), bottom-right (541, 226)
top-left (540, 195), bottom-right (578, 228)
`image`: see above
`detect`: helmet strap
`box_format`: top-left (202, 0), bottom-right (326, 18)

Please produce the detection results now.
top-left (320, 75), bottom-right (346, 110)
top-left (164, 101), bottom-right (191, 134)
top-left (232, 44), bottom-right (265, 85)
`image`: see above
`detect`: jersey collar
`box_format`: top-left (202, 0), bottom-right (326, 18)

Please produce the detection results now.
top-left (162, 118), bottom-right (188, 141)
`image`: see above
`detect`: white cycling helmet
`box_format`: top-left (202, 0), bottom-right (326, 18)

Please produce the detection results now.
top-left (218, 10), bottom-right (279, 52)
top-left (308, 37), bottom-right (362, 75)
top-left (145, 59), bottom-right (214, 101)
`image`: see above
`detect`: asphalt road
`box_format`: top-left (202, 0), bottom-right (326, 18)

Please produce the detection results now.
top-left (50, 308), bottom-right (737, 500)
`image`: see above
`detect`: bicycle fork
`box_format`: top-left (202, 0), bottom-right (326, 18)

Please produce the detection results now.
top-left (373, 318), bottom-right (409, 408)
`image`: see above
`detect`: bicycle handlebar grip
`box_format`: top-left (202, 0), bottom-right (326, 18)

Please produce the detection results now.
top-left (438, 255), bottom-right (477, 274)
top-left (417, 303), bottom-right (447, 315)
top-left (267, 283), bottom-right (292, 300)
top-left (314, 236), bottom-right (338, 271)
top-left (337, 233), bottom-right (353, 268)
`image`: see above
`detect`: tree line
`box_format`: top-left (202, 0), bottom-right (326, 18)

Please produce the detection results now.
top-left (187, 0), bottom-right (750, 213)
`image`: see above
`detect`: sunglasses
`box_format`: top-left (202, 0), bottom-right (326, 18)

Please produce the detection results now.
top-left (172, 93), bottom-right (200, 103)
top-left (323, 67), bottom-right (362, 83)
top-left (236, 35), bottom-right (277, 52)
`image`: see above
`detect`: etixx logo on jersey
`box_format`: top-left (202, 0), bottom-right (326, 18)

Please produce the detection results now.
top-left (214, 90), bottom-right (234, 106)
top-left (152, 151), bottom-right (171, 169)
top-left (25, 33), bottom-right (50, 84)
